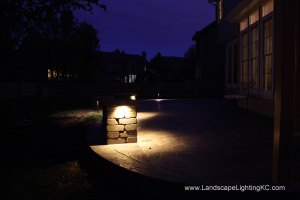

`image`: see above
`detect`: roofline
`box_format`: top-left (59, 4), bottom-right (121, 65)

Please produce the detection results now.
top-left (192, 21), bottom-right (216, 41)
top-left (226, 0), bottom-right (269, 22)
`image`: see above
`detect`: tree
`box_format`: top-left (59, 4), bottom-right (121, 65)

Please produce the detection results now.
top-left (1, 0), bottom-right (105, 81)
top-left (150, 52), bottom-right (168, 80)
top-left (16, 12), bottom-right (101, 81)
top-left (184, 45), bottom-right (196, 65)
top-left (0, 0), bottom-right (106, 69)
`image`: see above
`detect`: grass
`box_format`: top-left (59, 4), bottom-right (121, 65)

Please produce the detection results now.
top-left (0, 97), bottom-right (160, 200)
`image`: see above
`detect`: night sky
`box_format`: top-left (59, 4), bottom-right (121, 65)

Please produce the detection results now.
top-left (74, 0), bottom-right (215, 61)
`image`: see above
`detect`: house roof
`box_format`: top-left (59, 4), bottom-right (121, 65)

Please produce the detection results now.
top-left (100, 51), bottom-right (149, 65)
top-left (192, 21), bottom-right (216, 41)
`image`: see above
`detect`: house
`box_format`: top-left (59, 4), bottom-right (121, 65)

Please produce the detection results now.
top-left (151, 53), bottom-right (195, 81)
top-left (210, 0), bottom-right (300, 185)
top-left (96, 51), bottom-right (150, 83)
top-left (159, 56), bottom-right (195, 80)
top-left (192, 21), bottom-right (225, 83)
top-left (223, 0), bottom-right (300, 130)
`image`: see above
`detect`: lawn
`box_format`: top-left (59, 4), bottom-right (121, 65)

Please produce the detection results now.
top-left (0, 97), bottom-right (159, 200)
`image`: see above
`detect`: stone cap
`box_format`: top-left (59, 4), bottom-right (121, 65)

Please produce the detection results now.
top-left (101, 99), bottom-right (141, 106)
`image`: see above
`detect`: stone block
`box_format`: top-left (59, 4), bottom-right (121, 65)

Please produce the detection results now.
top-left (107, 131), bottom-right (119, 138)
top-left (107, 138), bottom-right (125, 144)
top-left (106, 112), bottom-right (120, 119)
top-left (107, 125), bottom-right (124, 132)
top-left (126, 137), bottom-right (137, 143)
top-left (125, 111), bottom-right (137, 118)
top-left (119, 131), bottom-right (137, 138)
top-left (125, 124), bottom-right (137, 131)
top-left (107, 119), bottom-right (118, 125)
top-left (106, 106), bottom-right (118, 112)
top-left (119, 118), bottom-right (137, 125)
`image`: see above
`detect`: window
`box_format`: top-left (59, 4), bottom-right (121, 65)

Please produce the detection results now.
top-left (250, 10), bottom-right (259, 25)
top-left (53, 70), bottom-right (57, 77)
top-left (129, 74), bottom-right (132, 83)
top-left (263, 18), bottom-right (273, 91)
top-left (125, 76), bottom-right (127, 83)
top-left (128, 74), bottom-right (137, 83)
top-left (48, 69), bottom-right (52, 78)
top-left (226, 40), bottom-right (238, 88)
top-left (238, 0), bottom-right (274, 96)
top-left (241, 32), bottom-right (248, 89)
top-left (251, 26), bottom-right (259, 90)
top-left (217, 0), bottom-right (223, 21)
top-left (240, 18), bottom-right (248, 31)
top-left (262, 0), bottom-right (274, 17)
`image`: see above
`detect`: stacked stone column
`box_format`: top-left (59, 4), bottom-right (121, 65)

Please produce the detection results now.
top-left (102, 100), bottom-right (140, 144)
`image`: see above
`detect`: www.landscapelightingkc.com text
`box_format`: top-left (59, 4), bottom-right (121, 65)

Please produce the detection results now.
top-left (184, 185), bottom-right (285, 192)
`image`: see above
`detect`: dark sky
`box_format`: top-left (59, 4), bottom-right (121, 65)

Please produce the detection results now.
top-left (74, 0), bottom-right (215, 61)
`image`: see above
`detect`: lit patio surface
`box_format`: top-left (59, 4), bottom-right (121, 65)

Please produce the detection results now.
top-left (86, 98), bottom-right (300, 196)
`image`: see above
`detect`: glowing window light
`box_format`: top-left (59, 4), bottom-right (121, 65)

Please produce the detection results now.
top-left (130, 95), bottom-right (136, 100)
top-left (240, 18), bottom-right (248, 31)
top-left (249, 9), bottom-right (259, 25)
top-left (116, 106), bottom-right (130, 118)
top-left (262, 0), bottom-right (274, 17)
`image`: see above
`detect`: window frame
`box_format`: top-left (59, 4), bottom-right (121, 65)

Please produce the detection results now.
top-left (249, 17), bottom-right (259, 94)
top-left (259, 11), bottom-right (274, 96)
top-left (226, 39), bottom-right (238, 88)
top-left (239, 25), bottom-right (248, 91)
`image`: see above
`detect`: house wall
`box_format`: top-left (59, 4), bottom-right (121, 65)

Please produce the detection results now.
top-left (237, 97), bottom-right (274, 116)
top-left (217, 0), bottom-right (242, 44)
top-left (196, 23), bottom-right (225, 83)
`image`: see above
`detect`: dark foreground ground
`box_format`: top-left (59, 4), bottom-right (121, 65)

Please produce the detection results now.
top-left (0, 97), bottom-right (161, 200)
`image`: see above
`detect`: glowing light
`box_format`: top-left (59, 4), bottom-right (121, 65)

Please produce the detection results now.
top-left (158, 93), bottom-right (159, 99)
top-left (130, 95), bottom-right (136, 100)
top-left (116, 106), bottom-right (130, 118)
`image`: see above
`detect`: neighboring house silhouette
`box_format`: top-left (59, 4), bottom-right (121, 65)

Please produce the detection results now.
top-left (97, 51), bottom-right (152, 83)
top-left (155, 56), bottom-right (195, 81)
top-left (192, 21), bottom-right (225, 83)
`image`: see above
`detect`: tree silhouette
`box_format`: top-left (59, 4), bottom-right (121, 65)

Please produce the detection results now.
top-left (184, 45), bottom-right (196, 65)
top-left (1, 0), bottom-right (105, 81)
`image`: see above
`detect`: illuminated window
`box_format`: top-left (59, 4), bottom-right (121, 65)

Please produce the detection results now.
top-left (53, 70), bottom-right (57, 77)
top-left (240, 18), bottom-right (248, 31)
top-left (241, 32), bottom-right (248, 89)
top-left (125, 76), bottom-right (127, 83)
top-left (263, 18), bottom-right (273, 91)
top-left (262, 0), bottom-right (274, 17)
top-left (217, 0), bottom-right (223, 20)
top-left (249, 9), bottom-right (259, 25)
top-left (48, 69), bottom-right (52, 78)
top-left (250, 26), bottom-right (259, 90)
top-left (129, 74), bottom-right (132, 83)
top-left (144, 65), bottom-right (147, 71)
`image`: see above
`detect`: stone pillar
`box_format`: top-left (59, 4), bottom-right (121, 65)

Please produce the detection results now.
top-left (102, 100), bottom-right (141, 145)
